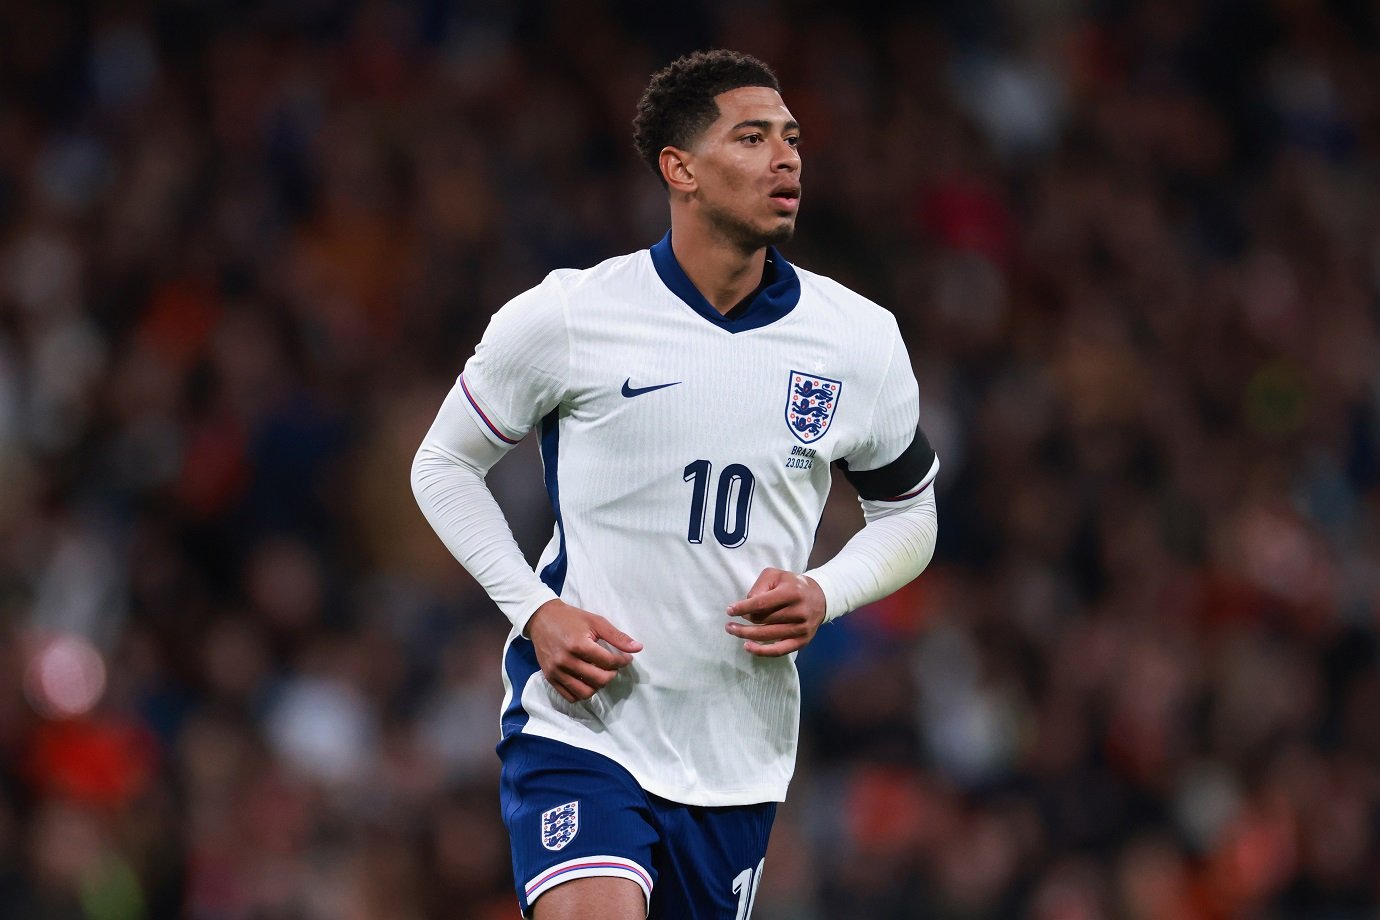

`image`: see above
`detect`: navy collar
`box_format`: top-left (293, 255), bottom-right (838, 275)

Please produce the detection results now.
top-left (649, 231), bottom-right (801, 333)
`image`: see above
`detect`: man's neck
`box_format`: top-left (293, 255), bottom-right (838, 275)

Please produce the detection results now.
top-left (668, 216), bottom-right (768, 315)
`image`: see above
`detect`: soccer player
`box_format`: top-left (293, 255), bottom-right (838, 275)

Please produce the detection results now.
top-left (412, 50), bottom-right (939, 919)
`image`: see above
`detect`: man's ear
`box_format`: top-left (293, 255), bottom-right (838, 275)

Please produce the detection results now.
top-left (660, 147), bottom-right (696, 193)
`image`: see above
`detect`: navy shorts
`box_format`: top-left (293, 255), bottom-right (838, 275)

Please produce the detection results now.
top-left (499, 733), bottom-right (777, 918)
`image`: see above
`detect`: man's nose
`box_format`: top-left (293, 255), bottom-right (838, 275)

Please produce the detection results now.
top-left (774, 142), bottom-right (799, 170)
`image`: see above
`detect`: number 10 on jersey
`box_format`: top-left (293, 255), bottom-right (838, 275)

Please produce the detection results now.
top-left (683, 460), bottom-right (756, 547)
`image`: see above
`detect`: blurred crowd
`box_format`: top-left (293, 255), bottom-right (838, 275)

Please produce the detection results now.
top-left (1, 0), bottom-right (1378, 918)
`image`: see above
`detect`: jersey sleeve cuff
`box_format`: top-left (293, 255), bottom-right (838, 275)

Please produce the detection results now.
top-left (507, 584), bottom-right (561, 637)
top-left (872, 455), bottom-right (940, 502)
top-left (803, 569), bottom-right (851, 622)
top-left (837, 422), bottom-right (937, 501)
top-left (459, 374), bottom-right (526, 447)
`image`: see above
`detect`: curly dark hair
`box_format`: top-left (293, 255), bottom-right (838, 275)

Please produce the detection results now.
top-left (633, 50), bottom-right (781, 189)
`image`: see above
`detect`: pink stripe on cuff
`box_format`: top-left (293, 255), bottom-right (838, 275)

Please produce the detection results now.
top-left (460, 375), bottom-right (520, 444)
top-left (880, 479), bottom-right (934, 502)
top-left (526, 860), bottom-right (653, 895)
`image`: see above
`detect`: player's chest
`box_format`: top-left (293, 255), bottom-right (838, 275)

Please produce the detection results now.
top-left (563, 320), bottom-right (861, 467)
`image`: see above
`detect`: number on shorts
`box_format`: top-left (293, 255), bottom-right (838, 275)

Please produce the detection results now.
top-left (732, 858), bottom-right (764, 920)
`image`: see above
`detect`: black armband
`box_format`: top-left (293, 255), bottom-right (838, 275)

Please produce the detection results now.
top-left (836, 422), bottom-right (936, 501)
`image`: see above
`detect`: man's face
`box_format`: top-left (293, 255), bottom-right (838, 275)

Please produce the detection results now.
top-left (686, 86), bottom-right (801, 251)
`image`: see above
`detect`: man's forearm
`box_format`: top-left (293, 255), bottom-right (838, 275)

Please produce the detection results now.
top-left (411, 384), bottom-right (558, 635)
top-left (804, 488), bottom-right (937, 621)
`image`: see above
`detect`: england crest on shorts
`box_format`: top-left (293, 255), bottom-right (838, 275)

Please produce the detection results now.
top-left (540, 801), bottom-right (579, 851)
top-left (785, 370), bottom-right (842, 444)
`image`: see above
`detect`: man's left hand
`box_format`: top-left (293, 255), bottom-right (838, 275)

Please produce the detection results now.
top-left (725, 568), bottom-right (827, 657)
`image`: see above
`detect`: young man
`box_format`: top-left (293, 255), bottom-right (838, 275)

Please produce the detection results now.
top-left (413, 50), bottom-right (939, 919)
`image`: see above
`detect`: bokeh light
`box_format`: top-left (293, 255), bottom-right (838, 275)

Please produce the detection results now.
top-left (23, 634), bottom-right (108, 720)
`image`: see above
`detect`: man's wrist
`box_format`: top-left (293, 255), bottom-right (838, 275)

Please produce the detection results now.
top-left (801, 569), bottom-right (845, 622)
top-left (513, 592), bottom-right (561, 637)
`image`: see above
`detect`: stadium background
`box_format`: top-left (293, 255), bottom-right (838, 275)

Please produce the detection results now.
top-left (1, 0), bottom-right (1378, 917)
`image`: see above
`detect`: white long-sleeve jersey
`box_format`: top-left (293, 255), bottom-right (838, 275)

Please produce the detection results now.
top-left (413, 234), bottom-right (938, 806)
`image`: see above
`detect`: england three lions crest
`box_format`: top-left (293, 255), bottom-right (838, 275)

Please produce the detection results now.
top-left (541, 801), bottom-right (579, 851)
top-left (786, 371), bottom-right (842, 444)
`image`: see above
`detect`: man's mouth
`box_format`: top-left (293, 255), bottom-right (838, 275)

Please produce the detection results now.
top-left (769, 186), bottom-right (801, 209)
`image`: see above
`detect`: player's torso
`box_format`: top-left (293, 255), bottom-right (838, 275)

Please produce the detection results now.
top-left (548, 260), bottom-right (870, 628)
top-left (512, 253), bottom-right (894, 803)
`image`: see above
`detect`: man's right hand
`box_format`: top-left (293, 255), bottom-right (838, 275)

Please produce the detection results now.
top-left (526, 600), bottom-right (643, 702)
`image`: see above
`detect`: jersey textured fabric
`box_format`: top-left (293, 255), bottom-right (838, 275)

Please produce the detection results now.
top-left (434, 234), bottom-right (938, 806)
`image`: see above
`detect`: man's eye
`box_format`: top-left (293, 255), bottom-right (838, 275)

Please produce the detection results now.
top-left (742, 134), bottom-right (761, 144)
top-left (786, 136), bottom-right (800, 147)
